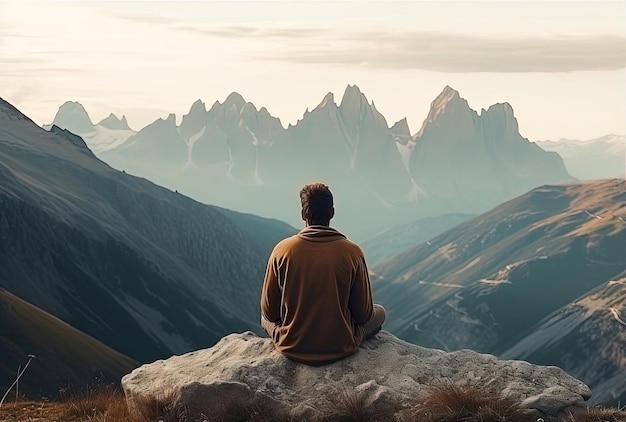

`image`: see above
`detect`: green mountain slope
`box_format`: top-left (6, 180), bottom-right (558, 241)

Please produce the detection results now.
top-left (0, 98), bottom-right (295, 372)
top-left (372, 179), bottom-right (626, 404)
top-left (0, 288), bottom-right (138, 398)
top-left (501, 272), bottom-right (626, 406)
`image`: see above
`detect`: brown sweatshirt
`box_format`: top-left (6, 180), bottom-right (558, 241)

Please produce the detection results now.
top-left (260, 225), bottom-right (374, 365)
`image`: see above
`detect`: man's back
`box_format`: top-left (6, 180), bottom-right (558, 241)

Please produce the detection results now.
top-left (260, 225), bottom-right (374, 365)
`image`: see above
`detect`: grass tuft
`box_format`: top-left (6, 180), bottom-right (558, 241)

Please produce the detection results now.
top-left (320, 386), bottom-right (396, 422)
top-left (563, 407), bottom-right (626, 422)
top-left (1, 381), bottom-right (625, 422)
top-left (410, 381), bottom-right (529, 422)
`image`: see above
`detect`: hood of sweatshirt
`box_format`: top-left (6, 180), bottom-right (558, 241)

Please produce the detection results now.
top-left (296, 225), bottom-right (347, 242)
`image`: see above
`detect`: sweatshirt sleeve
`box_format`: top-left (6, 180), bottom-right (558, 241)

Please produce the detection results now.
top-left (348, 253), bottom-right (375, 325)
top-left (260, 251), bottom-right (282, 323)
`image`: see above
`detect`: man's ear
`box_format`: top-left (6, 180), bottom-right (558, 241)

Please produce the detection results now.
top-left (330, 207), bottom-right (335, 220)
top-left (301, 208), bottom-right (306, 222)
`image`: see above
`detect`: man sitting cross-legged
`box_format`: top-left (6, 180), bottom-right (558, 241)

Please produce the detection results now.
top-left (260, 182), bottom-right (386, 365)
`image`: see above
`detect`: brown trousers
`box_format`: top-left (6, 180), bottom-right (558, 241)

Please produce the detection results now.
top-left (261, 304), bottom-right (387, 345)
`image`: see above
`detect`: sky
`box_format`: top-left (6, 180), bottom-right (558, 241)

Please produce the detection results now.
top-left (1, 0), bottom-right (625, 141)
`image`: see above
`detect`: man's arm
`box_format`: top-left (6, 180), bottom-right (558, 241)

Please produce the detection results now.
top-left (348, 254), bottom-right (375, 325)
top-left (260, 253), bottom-right (282, 323)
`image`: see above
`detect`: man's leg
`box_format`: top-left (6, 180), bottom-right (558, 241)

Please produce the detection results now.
top-left (261, 314), bottom-right (278, 339)
top-left (361, 304), bottom-right (386, 342)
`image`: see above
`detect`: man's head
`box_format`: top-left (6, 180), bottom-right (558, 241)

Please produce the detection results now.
top-left (300, 183), bottom-right (335, 226)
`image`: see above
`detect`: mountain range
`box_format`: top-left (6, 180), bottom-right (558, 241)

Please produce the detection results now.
top-left (46, 86), bottom-right (576, 237)
top-left (2, 96), bottom-right (624, 405)
top-left (536, 135), bottom-right (625, 181)
top-left (0, 98), bottom-right (294, 396)
top-left (370, 179), bottom-right (626, 405)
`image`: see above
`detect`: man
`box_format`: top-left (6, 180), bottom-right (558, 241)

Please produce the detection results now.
top-left (260, 183), bottom-right (386, 365)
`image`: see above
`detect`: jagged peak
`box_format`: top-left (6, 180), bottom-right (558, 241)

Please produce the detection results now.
top-left (316, 92), bottom-right (336, 110)
top-left (432, 86), bottom-right (461, 108)
top-left (97, 113), bottom-right (131, 130)
top-left (428, 86), bottom-right (469, 117)
top-left (208, 100), bottom-right (221, 112)
top-left (54, 101), bottom-right (93, 121)
top-left (241, 102), bottom-right (257, 114)
top-left (51, 100), bottom-right (95, 134)
top-left (340, 84), bottom-right (367, 109)
top-left (58, 100), bottom-right (88, 111)
top-left (223, 92), bottom-right (246, 110)
top-left (414, 86), bottom-right (472, 138)
top-left (482, 102), bottom-right (514, 117)
top-left (390, 118), bottom-right (411, 135)
top-left (188, 99), bottom-right (207, 115)
top-left (343, 84), bottom-right (363, 98)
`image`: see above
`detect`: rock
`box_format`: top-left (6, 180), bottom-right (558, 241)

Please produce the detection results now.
top-left (121, 331), bottom-right (591, 420)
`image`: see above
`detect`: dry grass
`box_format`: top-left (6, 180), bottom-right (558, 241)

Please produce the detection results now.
top-left (0, 386), bottom-right (179, 422)
top-left (564, 407), bottom-right (626, 422)
top-left (319, 386), bottom-right (396, 422)
top-left (410, 381), bottom-right (529, 422)
top-left (1, 382), bottom-right (625, 422)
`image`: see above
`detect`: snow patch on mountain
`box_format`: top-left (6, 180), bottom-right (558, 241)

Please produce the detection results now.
top-left (396, 140), bottom-right (415, 171)
top-left (183, 126), bottom-right (206, 169)
top-left (245, 127), bottom-right (265, 185)
top-left (80, 126), bottom-right (135, 154)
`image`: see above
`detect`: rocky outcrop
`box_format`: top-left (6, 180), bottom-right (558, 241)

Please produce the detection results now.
top-left (122, 331), bottom-right (591, 420)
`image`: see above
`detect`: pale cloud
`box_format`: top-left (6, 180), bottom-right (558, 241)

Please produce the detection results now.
top-left (178, 25), bottom-right (626, 73)
top-left (176, 25), bottom-right (324, 39)
top-left (109, 12), bottom-right (184, 26)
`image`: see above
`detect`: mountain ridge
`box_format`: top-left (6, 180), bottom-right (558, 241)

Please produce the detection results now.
top-left (1, 97), bottom-right (296, 368)
top-left (371, 179), bottom-right (626, 405)
top-left (47, 86), bottom-right (576, 237)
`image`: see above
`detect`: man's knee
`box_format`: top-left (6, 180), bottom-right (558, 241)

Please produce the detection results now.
top-left (373, 304), bottom-right (386, 326)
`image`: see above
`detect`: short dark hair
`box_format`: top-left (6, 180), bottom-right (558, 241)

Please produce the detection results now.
top-left (300, 183), bottom-right (334, 225)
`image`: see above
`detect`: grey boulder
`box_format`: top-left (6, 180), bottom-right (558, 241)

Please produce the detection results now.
top-left (122, 331), bottom-right (591, 420)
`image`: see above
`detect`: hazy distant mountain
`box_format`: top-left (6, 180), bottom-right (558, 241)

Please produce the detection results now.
top-left (98, 112), bottom-right (131, 131)
top-left (502, 271), bottom-right (626, 406)
top-left (49, 101), bottom-right (95, 135)
top-left (361, 213), bottom-right (474, 266)
top-left (52, 86), bottom-right (576, 237)
top-left (44, 101), bottom-right (136, 154)
top-left (407, 86), bottom-right (577, 212)
top-left (0, 288), bottom-right (138, 398)
top-left (536, 134), bottom-right (625, 180)
top-left (371, 179), bottom-right (626, 405)
top-left (1, 98), bottom-right (295, 367)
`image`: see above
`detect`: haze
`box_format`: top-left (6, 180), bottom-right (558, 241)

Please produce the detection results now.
top-left (1, 0), bottom-right (624, 141)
